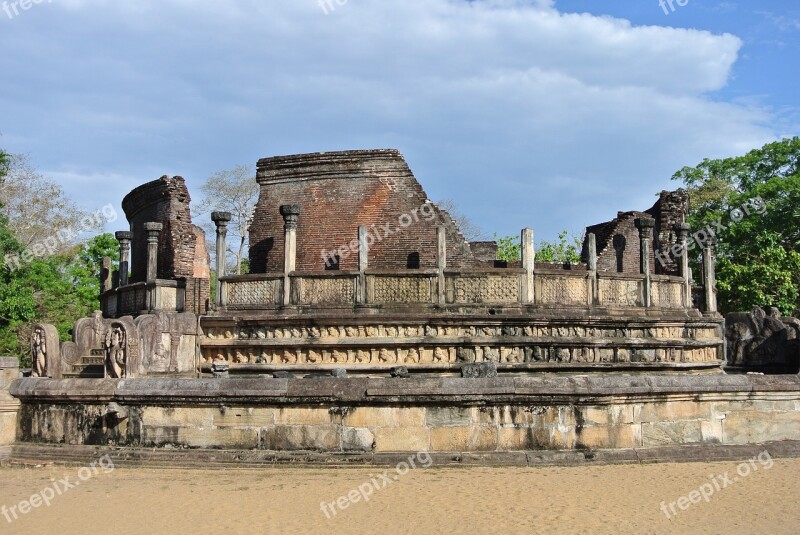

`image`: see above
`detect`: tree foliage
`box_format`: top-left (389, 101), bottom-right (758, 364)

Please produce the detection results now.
top-left (0, 150), bottom-right (8, 181)
top-left (0, 153), bottom-right (98, 252)
top-left (672, 137), bottom-right (800, 316)
top-left (193, 165), bottom-right (259, 275)
top-left (0, 148), bottom-right (119, 364)
top-left (0, 233), bottom-right (118, 365)
top-left (494, 231), bottom-right (583, 264)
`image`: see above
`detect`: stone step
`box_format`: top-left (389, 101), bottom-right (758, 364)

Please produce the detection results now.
top-left (76, 356), bottom-right (105, 366)
top-left (64, 364), bottom-right (104, 378)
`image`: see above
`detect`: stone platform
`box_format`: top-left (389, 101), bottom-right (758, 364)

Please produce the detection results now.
top-left (10, 374), bottom-right (800, 455)
top-left (8, 440), bottom-right (800, 469)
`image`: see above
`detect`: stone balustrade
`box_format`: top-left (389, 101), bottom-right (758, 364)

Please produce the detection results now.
top-left (216, 268), bottom-right (690, 311)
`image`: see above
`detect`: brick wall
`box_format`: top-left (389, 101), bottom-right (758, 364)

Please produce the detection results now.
top-left (249, 150), bottom-right (477, 273)
top-left (582, 190), bottom-right (687, 275)
top-left (646, 190), bottom-right (689, 275)
top-left (121, 176), bottom-right (210, 314)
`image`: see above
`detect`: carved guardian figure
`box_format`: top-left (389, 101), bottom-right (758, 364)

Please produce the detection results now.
top-left (31, 327), bottom-right (47, 377)
top-left (104, 325), bottom-right (127, 378)
top-left (30, 324), bottom-right (59, 378)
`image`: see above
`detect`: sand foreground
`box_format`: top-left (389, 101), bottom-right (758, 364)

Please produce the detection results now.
top-left (1, 457), bottom-right (798, 534)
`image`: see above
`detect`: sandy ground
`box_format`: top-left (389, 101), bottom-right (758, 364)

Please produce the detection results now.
top-left (0, 457), bottom-right (798, 535)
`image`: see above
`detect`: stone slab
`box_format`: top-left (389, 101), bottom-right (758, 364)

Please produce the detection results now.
top-left (9, 441), bottom-right (800, 468)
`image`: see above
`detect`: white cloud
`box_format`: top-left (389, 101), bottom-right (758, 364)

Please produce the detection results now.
top-left (0, 0), bottom-right (785, 239)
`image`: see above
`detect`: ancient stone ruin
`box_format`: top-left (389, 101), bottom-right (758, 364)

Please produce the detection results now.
top-left (4, 149), bottom-right (800, 461)
top-left (35, 149), bottom-right (725, 379)
top-left (726, 306), bottom-right (800, 373)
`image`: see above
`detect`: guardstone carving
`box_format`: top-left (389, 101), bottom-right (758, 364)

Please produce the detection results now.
top-left (30, 324), bottom-right (59, 378)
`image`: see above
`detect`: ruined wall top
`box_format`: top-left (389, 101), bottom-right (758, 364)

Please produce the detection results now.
top-left (249, 149), bottom-right (476, 272)
top-left (583, 190), bottom-right (688, 276)
top-left (121, 175), bottom-right (209, 284)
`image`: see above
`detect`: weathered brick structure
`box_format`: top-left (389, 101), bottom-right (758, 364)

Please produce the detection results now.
top-left (249, 150), bottom-right (474, 273)
top-left (121, 176), bottom-right (210, 314)
top-left (582, 190), bottom-right (688, 275)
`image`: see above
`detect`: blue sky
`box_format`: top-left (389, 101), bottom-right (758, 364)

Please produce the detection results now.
top-left (0, 0), bottom-right (798, 242)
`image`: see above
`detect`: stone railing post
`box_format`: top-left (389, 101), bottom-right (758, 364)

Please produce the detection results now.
top-left (635, 217), bottom-right (655, 307)
top-left (675, 223), bottom-right (692, 308)
top-left (436, 226), bottom-right (446, 306)
top-left (115, 231), bottom-right (132, 287)
top-left (100, 257), bottom-right (113, 293)
top-left (358, 225), bottom-right (368, 305)
top-left (144, 222), bottom-right (162, 282)
top-left (521, 228), bottom-right (534, 304)
top-left (211, 212), bottom-right (232, 308)
top-left (702, 234), bottom-right (718, 314)
top-left (280, 205), bottom-right (301, 307)
top-left (587, 232), bottom-right (598, 305)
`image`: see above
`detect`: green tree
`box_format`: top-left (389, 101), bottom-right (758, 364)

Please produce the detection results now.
top-left (537, 231), bottom-right (583, 264)
top-left (494, 234), bottom-right (521, 261)
top-left (672, 137), bottom-right (800, 315)
top-left (0, 149), bottom-right (120, 364)
top-left (494, 231), bottom-right (583, 264)
top-left (0, 149), bottom-right (8, 180)
top-left (68, 233), bottom-right (120, 309)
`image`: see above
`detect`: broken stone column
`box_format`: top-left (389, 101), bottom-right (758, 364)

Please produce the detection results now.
top-left (703, 234), bottom-right (718, 314)
top-left (211, 212), bottom-right (232, 308)
top-left (436, 226), bottom-right (446, 305)
top-left (521, 228), bottom-right (534, 304)
top-left (674, 223), bottom-right (691, 307)
top-left (280, 205), bottom-right (301, 306)
top-left (635, 217), bottom-right (655, 307)
top-left (144, 222), bottom-right (163, 282)
top-left (115, 231), bottom-right (132, 287)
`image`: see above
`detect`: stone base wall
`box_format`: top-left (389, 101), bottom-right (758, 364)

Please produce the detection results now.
top-left (11, 375), bottom-right (800, 453)
top-left (0, 358), bottom-right (20, 446)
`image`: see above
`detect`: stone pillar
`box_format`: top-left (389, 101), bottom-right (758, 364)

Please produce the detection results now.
top-left (635, 218), bottom-right (655, 307)
top-left (358, 225), bottom-right (368, 305)
top-left (211, 212), bottom-right (232, 308)
top-left (100, 257), bottom-right (113, 293)
top-left (115, 231), bottom-right (132, 287)
top-left (702, 235), bottom-right (718, 314)
top-left (280, 205), bottom-right (301, 307)
top-left (521, 228), bottom-right (534, 304)
top-left (675, 223), bottom-right (692, 308)
top-left (144, 222), bottom-right (163, 282)
top-left (587, 232), bottom-right (598, 304)
top-left (436, 226), bottom-right (446, 306)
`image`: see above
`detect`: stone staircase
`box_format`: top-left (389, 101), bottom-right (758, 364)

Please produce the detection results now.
top-left (63, 349), bottom-right (105, 378)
